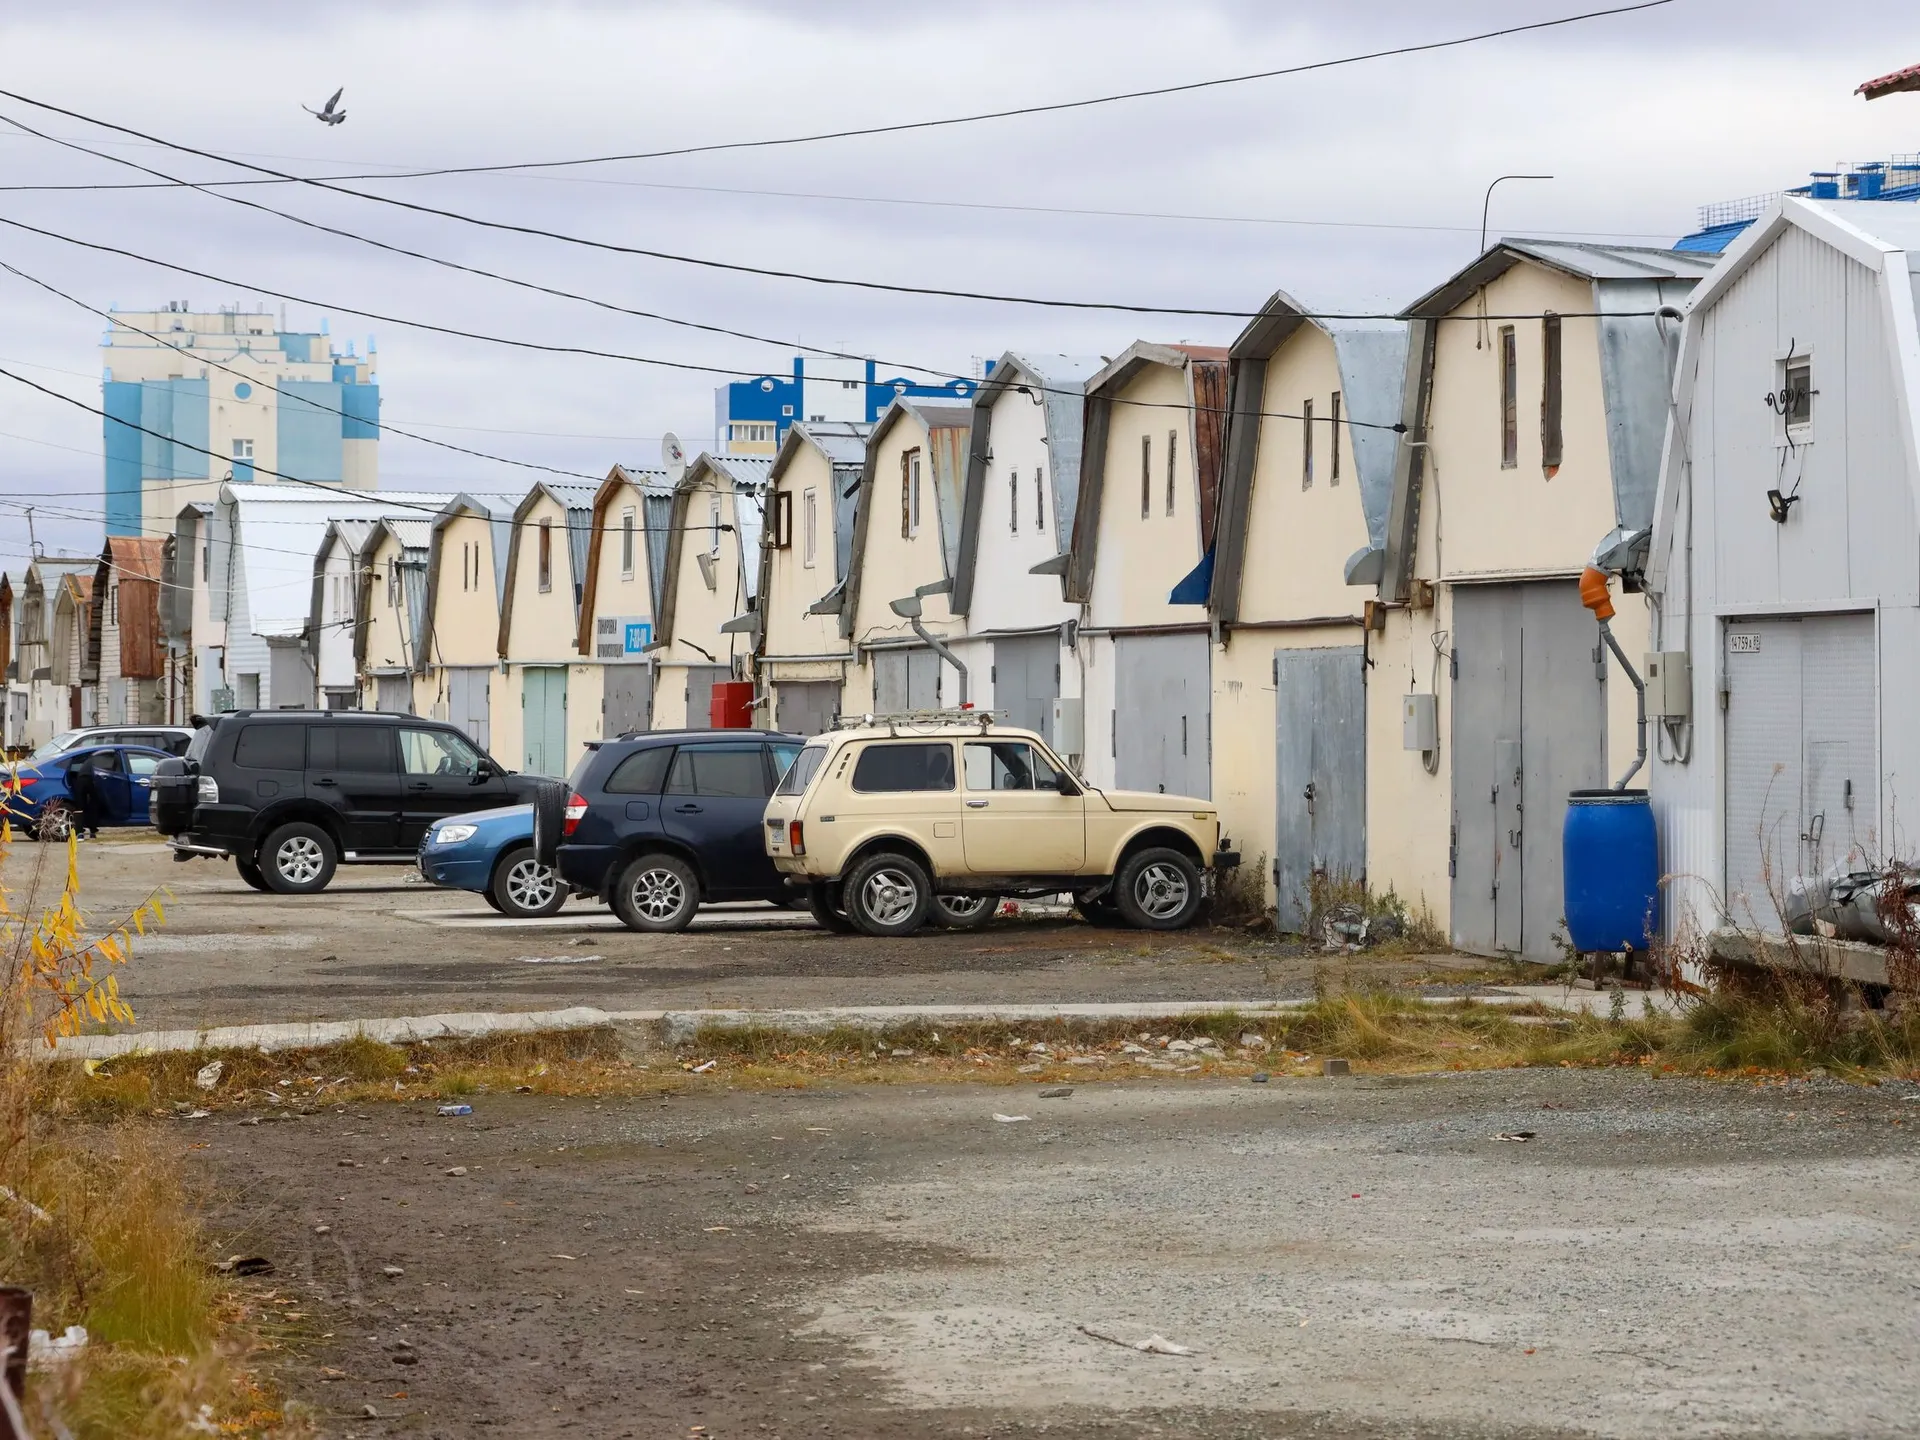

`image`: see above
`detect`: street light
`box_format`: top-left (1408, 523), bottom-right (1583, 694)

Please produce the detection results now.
top-left (1479, 174), bottom-right (1554, 255)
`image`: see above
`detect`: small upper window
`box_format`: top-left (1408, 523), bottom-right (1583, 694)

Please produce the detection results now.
top-left (802, 488), bottom-right (819, 569)
top-left (1782, 357), bottom-right (1813, 429)
top-left (1499, 326), bottom-right (1519, 469)
top-left (1301, 399), bottom-right (1314, 490)
top-left (621, 507), bottom-right (637, 576)
top-left (1330, 391), bottom-right (1343, 486)
top-left (537, 519), bottom-right (553, 593)
top-left (1009, 468), bottom-right (1019, 534)
top-left (851, 741), bottom-right (954, 793)
top-left (1035, 467), bottom-right (1046, 531)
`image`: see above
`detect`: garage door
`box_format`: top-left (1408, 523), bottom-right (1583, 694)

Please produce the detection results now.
top-left (1114, 632), bottom-right (1210, 798)
top-left (683, 665), bottom-right (729, 730)
top-left (993, 634), bottom-right (1059, 744)
top-left (603, 665), bottom-right (651, 738)
top-left (1451, 582), bottom-right (1607, 960)
top-left (1723, 613), bottom-right (1877, 928)
top-left (522, 665), bottom-right (567, 778)
top-left (1273, 646), bottom-right (1366, 934)
top-left (446, 666), bottom-right (491, 751)
top-left (775, 680), bottom-right (840, 737)
top-left (872, 647), bottom-right (941, 712)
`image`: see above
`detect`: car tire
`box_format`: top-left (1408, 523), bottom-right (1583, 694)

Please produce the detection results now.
top-left (610, 852), bottom-right (700, 933)
top-left (35, 801), bottom-right (74, 843)
top-left (931, 893), bottom-right (998, 930)
top-left (482, 888), bottom-right (506, 913)
top-left (806, 882), bottom-right (860, 934)
top-left (529, 779), bottom-right (569, 867)
top-left (842, 851), bottom-right (932, 938)
top-left (490, 844), bottom-right (567, 918)
top-left (1113, 847), bottom-right (1204, 931)
top-left (234, 857), bottom-right (272, 892)
top-left (259, 821), bottom-right (338, 895)
top-left (1073, 890), bottom-right (1126, 928)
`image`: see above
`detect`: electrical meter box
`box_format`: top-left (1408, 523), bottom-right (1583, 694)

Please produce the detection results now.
top-left (1402, 693), bottom-right (1438, 752)
top-left (1050, 696), bottom-right (1085, 757)
top-left (1643, 651), bottom-right (1692, 719)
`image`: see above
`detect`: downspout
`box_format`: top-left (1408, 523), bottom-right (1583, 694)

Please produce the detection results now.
top-left (1581, 567), bottom-right (1646, 790)
top-left (906, 614), bottom-right (968, 707)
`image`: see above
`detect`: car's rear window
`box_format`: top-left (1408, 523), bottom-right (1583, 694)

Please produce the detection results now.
top-left (775, 744), bottom-right (827, 796)
top-left (186, 725), bottom-right (215, 763)
top-left (851, 742), bottom-right (954, 793)
top-left (233, 724), bottom-right (306, 770)
top-left (604, 745), bottom-right (675, 795)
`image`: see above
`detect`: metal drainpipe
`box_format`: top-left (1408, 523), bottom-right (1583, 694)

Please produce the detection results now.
top-left (1597, 618), bottom-right (1647, 790)
top-left (906, 617), bottom-right (968, 708)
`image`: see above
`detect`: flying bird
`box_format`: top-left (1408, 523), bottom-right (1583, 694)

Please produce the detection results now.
top-left (304, 88), bottom-right (346, 126)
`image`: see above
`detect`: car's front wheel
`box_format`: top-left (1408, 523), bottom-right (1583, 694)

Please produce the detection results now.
top-left (842, 851), bottom-right (932, 938)
top-left (35, 801), bottom-right (74, 843)
top-left (931, 893), bottom-right (997, 930)
top-left (1113, 847), bottom-right (1204, 931)
top-left (259, 821), bottom-right (339, 894)
top-left (610, 852), bottom-right (700, 932)
top-left (491, 844), bottom-right (567, 918)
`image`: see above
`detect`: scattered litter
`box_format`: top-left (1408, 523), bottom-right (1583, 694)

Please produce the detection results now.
top-left (744, 1183), bottom-right (760, 1194)
top-left (1120, 1042), bottom-right (1149, 1055)
top-left (1250, 1072), bottom-right (1271, 1085)
top-left (0, 1184), bottom-right (50, 1224)
top-left (380, 1265), bottom-right (405, 1278)
top-left (518, 954), bottom-right (603, 965)
top-left (443, 1166), bottom-right (468, 1177)
top-left (436, 1104), bottom-right (473, 1117)
top-left (549, 1253), bottom-right (579, 1259)
top-left (889, 1048), bottom-right (914, 1058)
top-left (625, 1288), bottom-right (644, 1295)
top-left (1239, 1033), bottom-right (1267, 1049)
top-left (1322, 1058), bottom-right (1352, 1077)
top-left (1038, 1087), bottom-right (1073, 1099)
top-left (363, 1405), bottom-right (381, 1418)
top-left (805, 1127), bottom-right (831, 1134)
top-left (195, 1060), bottom-right (225, 1090)
top-left (1495, 1131), bottom-right (1538, 1143)
top-left (236, 1116), bottom-right (261, 1126)
top-left (337, 1159), bottom-right (362, 1168)
top-left (1016, 1063), bottom-right (1044, 1074)
top-left (211, 1255), bottom-right (274, 1276)
top-left (686, 1060), bottom-right (718, 1075)
top-left (81, 1058), bottom-right (106, 1077)
top-left (183, 1109), bottom-right (212, 1120)
top-left (1077, 1324), bottom-right (1197, 1356)
top-left (27, 1326), bottom-right (89, 1369)
top-left (515, 1085), bottom-right (533, 1093)
top-left (992, 1114), bottom-right (1031, 1124)
top-left (313, 1224), bottom-right (331, 1235)
top-left (702, 1226), bottom-right (730, 1234)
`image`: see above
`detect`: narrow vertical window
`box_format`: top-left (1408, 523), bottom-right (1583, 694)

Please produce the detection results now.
top-left (537, 519), bottom-right (553, 592)
top-left (1009, 468), bottom-right (1019, 534)
top-left (1499, 326), bottom-right (1518, 469)
top-left (1165, 430), bottom-right (1177, 515)
top-left (1035, 467), bottom-right (1045, 531)
top-left (621, 507), bottom-right (636, 576)
top-left (1140, 434), bottom-right (1152, 518)
top-left (1330, 391), bottom-right (1342, 485)
top-left (901, 451), bottom-right (912, 538)
top-left (709, 497), bottom-right (722, 558)
top-left (1302, 399), bottom-right (1314, 490)
top-left (1540, 312), bottom-right (1563, 476)
top-left (803, 488), bottom-right (818, 568)
top-left (909, 451), bottom-right (923, 536)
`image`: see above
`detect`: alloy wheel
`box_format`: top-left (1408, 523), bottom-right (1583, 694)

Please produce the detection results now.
top-left (860, 866), bottom-right (921, 927)
top-left (937, 895), bottom-right (992, 920)
top-left (276, 835), bottom-right (326, 886)
top-left (1133, 862), bottom-right (1191, 921)
top-left (504, 857), bottom-right (559, 911)
top-left (628, 866), bottom-right (689, 922)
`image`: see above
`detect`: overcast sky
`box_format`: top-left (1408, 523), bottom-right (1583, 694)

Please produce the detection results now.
top-left (2, 0), bottom-right (1915, 559)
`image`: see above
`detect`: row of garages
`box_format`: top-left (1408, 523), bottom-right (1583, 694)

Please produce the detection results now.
top-left (7, 198), bottom-right (1906, 957)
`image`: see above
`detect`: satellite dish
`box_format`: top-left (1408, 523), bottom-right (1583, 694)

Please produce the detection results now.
top-left (661, 432), bottom-right (687, 485)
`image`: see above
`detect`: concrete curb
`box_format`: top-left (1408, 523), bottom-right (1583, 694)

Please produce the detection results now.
top-left (42, 987), bottom-right (1668, 1060)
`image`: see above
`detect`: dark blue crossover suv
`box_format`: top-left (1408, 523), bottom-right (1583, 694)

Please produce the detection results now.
top-left (548, 730), bottom-right (804, 932)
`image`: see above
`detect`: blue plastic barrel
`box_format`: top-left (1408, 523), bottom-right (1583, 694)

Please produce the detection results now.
top-left (1562, 789), bottom-right (1659, 953)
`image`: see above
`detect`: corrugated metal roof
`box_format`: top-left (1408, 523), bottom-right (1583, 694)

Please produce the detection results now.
top-left (705, 454), bottom-right (773, 599)
top-left (1401, 240), bottom-right (1716, 319)
top-left (383, 518), bottom-right (434, 555)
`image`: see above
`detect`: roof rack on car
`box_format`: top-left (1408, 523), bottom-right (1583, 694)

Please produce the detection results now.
top-left (830, 708), bottom-right (1008, 736)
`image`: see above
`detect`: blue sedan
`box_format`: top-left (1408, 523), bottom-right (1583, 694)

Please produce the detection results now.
top-left (417, 803), bottom-right (570, 917)
top-left (3, 744), bottom-right (172, 840)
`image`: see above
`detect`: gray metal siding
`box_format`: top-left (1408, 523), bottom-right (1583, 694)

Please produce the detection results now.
top-left (872, 648), bottom-right (941, 712)
top-left (1272, 646), bottom-right (1366, 934)
top-left (683, 664), bottom-right (729, 730)
top-left (603, 665), bottom-right (651, 738)
top-left (774, 679), bottom-right (838, 737)
top-left (1114, 632), bottom-right (1210, 797)
top-left (992, 634), bottom-right (1059, 742)
top-left (446, 665), bottom-right (491, 752)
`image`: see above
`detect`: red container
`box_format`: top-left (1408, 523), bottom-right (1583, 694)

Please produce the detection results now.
top-left (709, 680), bottom-right (754, 729)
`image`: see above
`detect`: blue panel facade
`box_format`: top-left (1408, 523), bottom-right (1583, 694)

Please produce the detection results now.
top-left (278, 379), bottom-right (345, 482)
top-left (339, 381), bottom-right (381, 440)
top-left (103, 381), bottom-right (144, 537)
top-left (140, 379), bottom-right (209, 483)
top-left (716, 356), bottom-right (988, 448)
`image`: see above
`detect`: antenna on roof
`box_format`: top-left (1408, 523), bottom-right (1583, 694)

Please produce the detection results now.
top-left (661, 433), bottom-right (687, 486)
top-left (24, 506), bottom-right (41, 559)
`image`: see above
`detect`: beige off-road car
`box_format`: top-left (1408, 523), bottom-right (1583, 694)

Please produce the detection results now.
top-left (762, 715), bottom-right (1237, 937)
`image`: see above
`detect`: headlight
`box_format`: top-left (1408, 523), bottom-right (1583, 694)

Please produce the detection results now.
top-left (435, 824), bottom-right (478, 845)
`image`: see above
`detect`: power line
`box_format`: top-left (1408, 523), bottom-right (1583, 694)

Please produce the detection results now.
top-left (0, 4), bottom-right (1672, 184)
top-left (0, 2), bottom-right (1674, 322)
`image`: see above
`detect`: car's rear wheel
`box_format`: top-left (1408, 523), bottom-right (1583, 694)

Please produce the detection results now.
top-left (842, 852), bottom-right (932, 938)
top-left (491, 844), bottom-right (567, 918)
top-left (610, 852), bottom-right (700, 932)
top-left (931, 893), bottom-right (997, 930)
top-left (1113, 847), bottom-right (1204, 931)
top-left (260, 821), bottom-right (338, 894)
top-left (234, 857), bottom-right (272, 892)
top-left (806, 882), bottom-right (859, 934)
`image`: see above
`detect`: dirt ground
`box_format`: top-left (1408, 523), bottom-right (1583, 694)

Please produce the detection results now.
top-left (196, 1066), bottom-right (1920, 1440)
top-left (53, 838), bottom-right (1483, 1032)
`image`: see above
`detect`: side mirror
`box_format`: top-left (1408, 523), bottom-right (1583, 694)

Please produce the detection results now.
top-left (1055, 773), bottom-right (1081, 797)
top-left (469, 760), bottom-right (497, 784)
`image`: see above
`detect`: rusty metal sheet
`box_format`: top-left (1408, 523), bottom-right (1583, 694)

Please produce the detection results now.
top-left (1188, 356), bottom-right (1229, 550)
top-left (118, 576), bottom-right (164, 678)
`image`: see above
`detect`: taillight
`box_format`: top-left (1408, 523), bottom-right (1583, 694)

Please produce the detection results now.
top-left (788, 820), bottom-right (805, 856)
top-left (562, 792), bottom-right (588, 837)
top-left (196, 775), bottom-right (219, 804)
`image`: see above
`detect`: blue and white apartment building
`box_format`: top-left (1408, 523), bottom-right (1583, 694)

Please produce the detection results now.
top-left (715, 354), bottom-right (986, 455)
top-left (102, 303), bottom-right (380, 537)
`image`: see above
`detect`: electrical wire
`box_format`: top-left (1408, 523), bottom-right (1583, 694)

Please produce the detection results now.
top-left (0, 4), bottom-right (1672, 183)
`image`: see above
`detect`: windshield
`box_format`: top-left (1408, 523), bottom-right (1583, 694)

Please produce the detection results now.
top-left (774, 744), bottom-right (828, 797)
top-left (28, 732), bottom-right (79, 761)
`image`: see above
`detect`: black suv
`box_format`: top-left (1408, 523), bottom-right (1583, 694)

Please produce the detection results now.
top-left (549, 730), bottom-right (803, 931)
top-left (152, 710), bottom-right (538, 894)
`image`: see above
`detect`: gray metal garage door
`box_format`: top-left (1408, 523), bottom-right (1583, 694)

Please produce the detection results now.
top-left (603, 665), bottom-right (652, 737)
top-left (1451, 581), bottom-right (1607, 960)
top-left (993, 634), bottom-right (1060, 744)
top-left (1274, 646), bottom-right (1366, 934)
top-left (446, 665), bottom-right (491, 751)
top-left (374, 673), bottom-right (412, 715)
top-left (1723, 613), bottom-right (1877, 928)
top-left (683, 665), bottom-right (729, 730)
top-left (775, 680), bottom-right (840, 736)
top-left (1114, 631), bottom-right (1210, 798)
top-left (872, 647), bottom-right (941, 712)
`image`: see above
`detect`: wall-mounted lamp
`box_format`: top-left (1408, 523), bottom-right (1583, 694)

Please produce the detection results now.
top-left (1766, 489), bottom-right (1799, 524)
